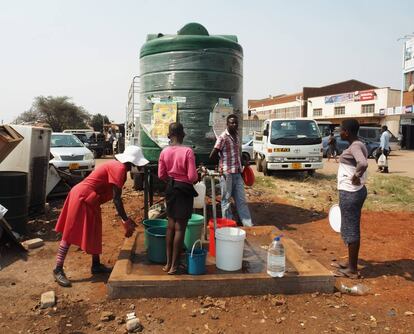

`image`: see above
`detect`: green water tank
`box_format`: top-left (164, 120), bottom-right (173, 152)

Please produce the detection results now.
top-left (139, 22), bottom-right (243, 164)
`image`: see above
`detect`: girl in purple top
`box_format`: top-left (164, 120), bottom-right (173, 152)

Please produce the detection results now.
top-left (158, 122), bottom-right (198, 274)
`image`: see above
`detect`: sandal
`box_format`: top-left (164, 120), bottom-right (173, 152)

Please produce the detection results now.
top-left (167, 263), bottom-right (187, 275)
top-left (338, 268), bottom-right (360, 279)
top-left (330, 262), bottom-right (348, 269)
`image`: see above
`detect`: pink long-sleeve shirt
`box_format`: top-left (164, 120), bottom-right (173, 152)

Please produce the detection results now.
top-left (158, 145), bottom-right (198, 184)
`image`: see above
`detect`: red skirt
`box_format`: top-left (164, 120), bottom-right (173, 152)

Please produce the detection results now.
top-left (55, 183), bottom-right (103, 254)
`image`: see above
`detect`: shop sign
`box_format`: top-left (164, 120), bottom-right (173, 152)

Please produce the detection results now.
top-left (324, 92), bottom-right (354, 104)
top-left (405, 105), bottom-right (413, 113)
top-left (401, 118), bottom-right (413, 125)
top-left (324, 90), bottom-right (377, 104)
top-left (354, 90), bottom-right (376, 102)
top-left (404, 37), bottom-right (414, 72)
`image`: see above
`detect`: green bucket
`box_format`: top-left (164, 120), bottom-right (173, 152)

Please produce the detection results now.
top-left (146, 226), bottom-right (167, 264)
top-left (142, 219), bottom-right (167, 248)
top-left (184, 214), bottom-right (204, 250)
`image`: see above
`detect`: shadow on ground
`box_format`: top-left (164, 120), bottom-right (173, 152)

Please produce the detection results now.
top-left (359, 259), bottom-right (414, 282)
top-left (249, 201), bottom-right (327, 231)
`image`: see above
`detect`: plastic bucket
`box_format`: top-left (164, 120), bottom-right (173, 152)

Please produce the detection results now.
top-left (146, 226), bottom-right (167, 263)
top-left (215, 227), bottom-right (246, 271)
top-left (193, 182), bottom-right (206, 209)
top-left (184, 214), bottom-right (204, 251)
top-left (142, 219), bottom-right (168, 248)
top-left (186, 239), bottom-right (207, 275)
top-left (208, 218), bottom-right (237, 256)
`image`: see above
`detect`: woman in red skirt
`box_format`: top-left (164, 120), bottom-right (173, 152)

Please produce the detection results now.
top-left (53, 145), bottom-right (148, 287)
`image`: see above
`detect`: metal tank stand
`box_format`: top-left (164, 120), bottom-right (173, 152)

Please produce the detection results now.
top-left (201, 169), bottom-right (221, 242)
top-left (143, 164), bottom-right (155, 220)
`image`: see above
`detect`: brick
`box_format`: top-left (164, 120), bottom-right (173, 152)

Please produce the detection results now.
top-left (22, 238), bottom-right (44, 249)
top-left (40, 291), bottom-right (56, 309)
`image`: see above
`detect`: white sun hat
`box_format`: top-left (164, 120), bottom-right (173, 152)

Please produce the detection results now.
top-left (115, 145), bottom-right (149, 166)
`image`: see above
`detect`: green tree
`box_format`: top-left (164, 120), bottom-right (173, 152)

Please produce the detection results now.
top-left (90, 113), bottom-right (110, 132)
top-left (16, 96), bottom-right (91, 132)
top-left (14, 110), bottom-right (38, 124)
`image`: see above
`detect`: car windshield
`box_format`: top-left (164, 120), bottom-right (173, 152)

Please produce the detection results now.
top-left (270, 120), bottom-right (321, 145)
top-left (73, 133), bottom-right (88, 142)
top-left (242, 136), bottom-right (252, 144)
top-left (51, 134), bottom-right (84, 147)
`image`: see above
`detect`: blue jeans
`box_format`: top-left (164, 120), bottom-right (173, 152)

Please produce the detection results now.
top-left (220, 173), bottom-right (253, 227)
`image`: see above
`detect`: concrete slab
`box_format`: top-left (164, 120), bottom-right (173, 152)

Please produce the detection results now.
top-left (107, 226), bottom-right (335, 299)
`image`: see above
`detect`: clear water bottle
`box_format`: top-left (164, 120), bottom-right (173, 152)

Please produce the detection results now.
top-left (267, 235), bottom-right (285, 277)
top-left (339, 283), bottom-right (369, 296)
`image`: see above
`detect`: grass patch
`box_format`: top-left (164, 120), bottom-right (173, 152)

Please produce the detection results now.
top-left (253, 172), bottom-right (414, 212)
top-left (365, 175), bottom-right (414, 211)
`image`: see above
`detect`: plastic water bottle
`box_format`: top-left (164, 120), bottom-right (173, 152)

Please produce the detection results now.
top-left (267, 235), bottom-right (285, 277)
top-left (339, 283), bottom-right (369, 296)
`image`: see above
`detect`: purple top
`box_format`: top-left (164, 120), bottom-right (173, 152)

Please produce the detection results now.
top-left (339, 141), bottom-right (368, 178)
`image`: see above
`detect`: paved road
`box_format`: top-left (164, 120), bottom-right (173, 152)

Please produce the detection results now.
top-left (97, 150), bottom-right (414, 179)
top-left (319, 149), bottom-right (414, 178)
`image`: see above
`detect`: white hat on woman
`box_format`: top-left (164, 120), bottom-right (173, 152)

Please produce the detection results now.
top-left (115, 145), bottom-right (149, 166)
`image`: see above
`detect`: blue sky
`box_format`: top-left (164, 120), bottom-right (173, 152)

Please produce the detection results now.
top-left (0, 0), bottom-right (412, 124)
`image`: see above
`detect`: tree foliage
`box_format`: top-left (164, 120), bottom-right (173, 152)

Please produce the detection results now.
top-left (16, 96), bottom-right (91, 132)
top-left (90, 113), bottom-right (110, 132)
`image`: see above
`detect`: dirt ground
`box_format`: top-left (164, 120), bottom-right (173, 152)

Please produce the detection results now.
top-left (1, 162), bottom-right (414, 333)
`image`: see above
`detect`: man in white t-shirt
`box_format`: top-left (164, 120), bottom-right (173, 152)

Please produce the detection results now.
top-left (375, 125), bottom-right (390, 173)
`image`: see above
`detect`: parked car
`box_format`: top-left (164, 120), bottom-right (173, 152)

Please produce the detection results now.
top-left (322, 134), bottom-right (380, 158)
top-left (64, 130), bottom-right (106, 158)
top-left (50, 133), bottom-right (95, 176)
top-left (358, 126), bottom-right (400, 152)
top-left (242, 137), bottom-right (254, 163)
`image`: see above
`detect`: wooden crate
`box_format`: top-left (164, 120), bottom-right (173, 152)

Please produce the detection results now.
top-left (0, 125), bottom-right (24, 164)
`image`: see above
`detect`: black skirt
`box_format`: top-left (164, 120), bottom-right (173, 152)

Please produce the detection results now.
top-left (165, 178), bottom-right (198, 220)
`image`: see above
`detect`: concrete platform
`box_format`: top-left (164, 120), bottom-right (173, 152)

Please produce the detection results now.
top-left (107, 226), bottom-right (335, 299)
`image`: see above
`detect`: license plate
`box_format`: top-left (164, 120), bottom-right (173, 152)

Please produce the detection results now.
top-left (274, 148), bottom-right (290, 152)
top-left (69, 163), bottom-right (80, 170)
top-left (292, 163), bottom-right (302, 169)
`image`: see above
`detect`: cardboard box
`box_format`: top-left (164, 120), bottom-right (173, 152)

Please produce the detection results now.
top-left (0, 125), bottom-right (24, 164)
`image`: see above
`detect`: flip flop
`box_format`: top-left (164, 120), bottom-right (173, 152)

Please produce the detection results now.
top-left (338, 268), bottom-right (360, 279)
top-left (167, 263), bottom-right (187, 275)
top-left (330, 262), bottom-right (348, 269)
top-left (333, 270), bottom-right (345, 277)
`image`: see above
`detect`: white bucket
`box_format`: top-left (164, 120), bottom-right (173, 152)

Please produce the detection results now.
top-left (215, 227), bottom-right (246, 271)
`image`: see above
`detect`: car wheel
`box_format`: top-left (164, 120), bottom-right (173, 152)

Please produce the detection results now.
top-left (370, 148), bottom-right (378, 158)
top-left (256, 155), bottom-right (263, 172)
top-left (262, 159), bottom-right (270, 176)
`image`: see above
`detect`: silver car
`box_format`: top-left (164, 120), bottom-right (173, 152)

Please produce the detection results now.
top-left (242, 138), bottom-right (254, 163)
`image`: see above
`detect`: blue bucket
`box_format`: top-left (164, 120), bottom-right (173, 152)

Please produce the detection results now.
top-left (186, 239), bottom-right (207, 275)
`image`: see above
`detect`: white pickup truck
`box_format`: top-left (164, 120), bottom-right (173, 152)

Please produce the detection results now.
top-left (253, 118), bottom-right (323, 176)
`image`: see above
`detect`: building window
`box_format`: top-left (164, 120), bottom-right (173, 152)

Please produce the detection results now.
top-left (361, 104), bottom-right (375, 114)
top-left (334, 106), bottom-right (345, 115)
top-left (313, 108), bottom-right (322, 117)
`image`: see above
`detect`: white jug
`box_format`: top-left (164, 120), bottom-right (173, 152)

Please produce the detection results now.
top-left (193, 182), bottom-right (206, 209)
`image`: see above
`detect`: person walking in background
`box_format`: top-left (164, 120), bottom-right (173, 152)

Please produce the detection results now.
top-left (209, 114), bottom-right (253, 227)
top-left (158, 122), bottom-right (198, 275)
top-left (375, 125), bottom-right (390, 173)
top-left (53, 146), bottom-right (148, 287)
top-left (335, 119), bottom-right (368, 279)
top-left (327, 131), bottom-right (338, 162)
